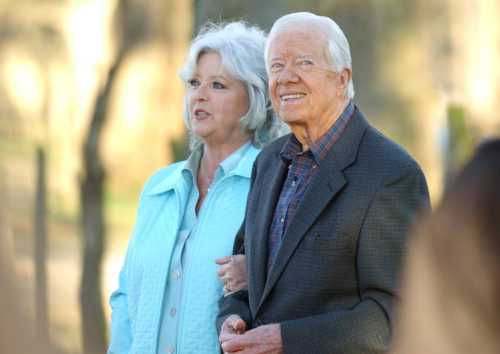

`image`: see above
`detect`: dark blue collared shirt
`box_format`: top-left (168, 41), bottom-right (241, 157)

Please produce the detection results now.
top-left (267, 101), bottom-right (355, 269)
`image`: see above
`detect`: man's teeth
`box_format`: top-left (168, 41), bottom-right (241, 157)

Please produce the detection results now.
top-left (281, 94), bottom-right (305, 101)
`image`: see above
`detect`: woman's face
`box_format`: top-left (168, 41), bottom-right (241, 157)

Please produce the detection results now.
top-left (187, 52), bottom-right (250, 147)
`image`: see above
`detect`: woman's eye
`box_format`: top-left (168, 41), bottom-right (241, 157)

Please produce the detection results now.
top-left (299, 59), bottom-right (314, 66)
top-left (212, 81), bottom-right (226, 89)
top-left (187, 78), bottom-right (200, 88)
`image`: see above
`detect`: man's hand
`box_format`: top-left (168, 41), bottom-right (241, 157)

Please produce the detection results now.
top-left (220, 323), bottom-right (283, 354)
top-left (219, 314), bottom-right (247, 345)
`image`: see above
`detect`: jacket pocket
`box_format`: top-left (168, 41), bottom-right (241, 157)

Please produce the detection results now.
top-left (297, 230), bottom-right (355, 254)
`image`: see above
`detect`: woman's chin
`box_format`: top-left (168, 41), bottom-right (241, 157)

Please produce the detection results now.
top-left (191, 126), bottom-right (213, 140)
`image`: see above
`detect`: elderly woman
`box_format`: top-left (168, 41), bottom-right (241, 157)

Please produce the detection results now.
top-left (108, 22), bottom-right (283, 354)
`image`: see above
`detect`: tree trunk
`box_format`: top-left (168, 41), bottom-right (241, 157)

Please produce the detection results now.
top-left (79, 53), bottom-right (125, 354)
top-left (34, 146), bottom-right (50, 351)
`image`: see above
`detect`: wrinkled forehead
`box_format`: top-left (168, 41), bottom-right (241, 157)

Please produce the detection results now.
top-left (267, 25), bottom-right (330, 60)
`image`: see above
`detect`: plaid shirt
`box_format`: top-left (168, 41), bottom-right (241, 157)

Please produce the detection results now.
top-left (267, 101), bottom-right (355, 269)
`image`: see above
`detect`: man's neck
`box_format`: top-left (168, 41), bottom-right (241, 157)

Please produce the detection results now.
top-left (290, 99), bottom-right (349, 151)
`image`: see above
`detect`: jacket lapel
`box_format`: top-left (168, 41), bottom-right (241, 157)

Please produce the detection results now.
top-left (142, 166), bottom-right (190, 349)
top-left (258, 163), bottom-right (346, 309)
top-left (256, 108), bottom-right (369, 311)
top-left (249, 152), bottom-right (288, 314)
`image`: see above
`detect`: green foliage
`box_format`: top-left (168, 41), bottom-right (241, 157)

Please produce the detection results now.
top-left (445, 103), bottom-right (475, 184)
top-left (170, 132), bottom-right (189, 162)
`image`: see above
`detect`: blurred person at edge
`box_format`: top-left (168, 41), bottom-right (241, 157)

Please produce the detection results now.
top-left (107, 21), bottom-right (286, 354)
top-left (217, 12), bottom-right (430, 354)
top-left (392, 139), bottom-right (500, 354)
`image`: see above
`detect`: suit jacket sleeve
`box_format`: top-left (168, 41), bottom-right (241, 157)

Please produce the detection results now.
top-left (280, 163), bottom-right (430, 354)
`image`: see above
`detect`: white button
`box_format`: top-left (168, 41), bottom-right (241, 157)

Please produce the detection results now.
top-left (166, 346), bottom-right (174, 353)
top-left (170, 308), bottom-right (177, 317)
top-left (172, 270), bottom-right (181, 279)
top-left (280, 217), bottom-right (285, 223)
top-left (312, 164), bottom-right (317, 169)
top-left (291, 180), bottom-right (296, 187)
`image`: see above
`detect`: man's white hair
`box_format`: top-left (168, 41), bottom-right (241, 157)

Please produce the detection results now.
top-left (265, 12), bottom-right (355, 99)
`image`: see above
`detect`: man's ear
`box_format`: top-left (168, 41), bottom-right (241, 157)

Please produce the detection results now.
top-left (336, 68), bottom-right (351, 96)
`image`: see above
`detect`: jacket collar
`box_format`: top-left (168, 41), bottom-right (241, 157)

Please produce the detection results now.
top-left (147, 143), bottom-right (260, 196)
top-left (147, 163), bottom-right (186, 196)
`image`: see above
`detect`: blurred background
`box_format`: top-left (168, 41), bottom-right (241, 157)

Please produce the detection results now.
top-left (0, 0), bottom-right (498, 353)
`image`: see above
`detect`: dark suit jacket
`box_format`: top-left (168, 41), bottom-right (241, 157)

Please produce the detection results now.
top-left (217, 107), bottom-right (430, 354)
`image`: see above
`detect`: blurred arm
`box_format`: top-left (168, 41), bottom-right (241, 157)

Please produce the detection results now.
top-left (108, 256), bottom-right (132, 354)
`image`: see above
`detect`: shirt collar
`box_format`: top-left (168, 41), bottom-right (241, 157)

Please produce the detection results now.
top-left (280, 100), bottom-right (354, 164)
top-left (280, 134), bottom-right (303, 162)
top-left (220, 141), bottom-right (253, 175)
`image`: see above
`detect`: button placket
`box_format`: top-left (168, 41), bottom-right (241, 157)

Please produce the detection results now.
top-left (170, 307), bottom-right (177, 317)
top-left (172, 269), bottom-right (181, 279)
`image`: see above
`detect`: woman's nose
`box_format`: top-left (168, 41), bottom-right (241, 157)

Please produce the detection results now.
top-left (192, 84), bottom-right (208, 101)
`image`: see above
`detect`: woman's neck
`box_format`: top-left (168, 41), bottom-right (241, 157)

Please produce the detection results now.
top-left (195, 139), bottom-right (249, 213)
top-left (200, 139), bottom-right (249, 177)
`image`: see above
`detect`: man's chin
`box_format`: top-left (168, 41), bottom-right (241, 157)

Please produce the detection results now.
top-left (280, 115), bottom-right (305, 126)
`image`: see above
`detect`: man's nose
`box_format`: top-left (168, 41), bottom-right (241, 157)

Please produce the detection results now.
top-left (277, 64), bottom-right (299, 84)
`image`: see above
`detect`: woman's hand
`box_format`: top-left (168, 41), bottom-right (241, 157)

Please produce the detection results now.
top-left (216, 254), bottom-right (247, 295)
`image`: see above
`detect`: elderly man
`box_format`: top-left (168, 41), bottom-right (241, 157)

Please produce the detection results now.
top-left (218, 12), bottom-right (430, 354)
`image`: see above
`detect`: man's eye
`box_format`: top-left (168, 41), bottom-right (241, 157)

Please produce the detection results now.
top-left (299, 59), bottom-right (314, 66)
top-left (270, 63), bottom-right (283, 72)
top-left (212, 81), bottom-right (226, 89)
top-left (187, 79), bottom-right (200, 88)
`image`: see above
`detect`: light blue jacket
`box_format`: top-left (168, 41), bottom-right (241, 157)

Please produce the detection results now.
top-left (108, 145), bottom-right (260, 354)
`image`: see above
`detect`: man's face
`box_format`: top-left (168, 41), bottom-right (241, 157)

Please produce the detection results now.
top-left (267, 26), bottom-right (347, 131)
